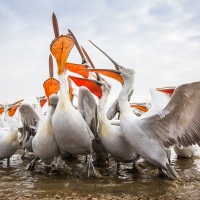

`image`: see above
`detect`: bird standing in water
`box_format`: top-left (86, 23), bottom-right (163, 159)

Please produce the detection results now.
top-left (83, 41), bottom-right (200, 179)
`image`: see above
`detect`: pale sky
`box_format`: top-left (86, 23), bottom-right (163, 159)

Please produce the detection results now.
top-left (0, 0), bottom-right (200, 106)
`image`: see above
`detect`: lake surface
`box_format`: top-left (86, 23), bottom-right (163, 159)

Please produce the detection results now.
top-left (0, 146), bottom-right (200, 199)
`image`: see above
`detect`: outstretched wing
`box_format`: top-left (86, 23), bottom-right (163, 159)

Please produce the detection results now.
top-left (142, 82), bottom-right (200, 148)
top-left (77, 86), bottom-right (99, 140)
top-left (19, 103), bottom-right (40, 129)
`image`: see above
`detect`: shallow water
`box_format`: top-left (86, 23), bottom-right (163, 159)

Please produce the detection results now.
top-left (0, 146), bottom-right (200, 199)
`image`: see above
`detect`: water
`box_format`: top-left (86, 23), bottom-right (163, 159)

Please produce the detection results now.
top-left (0, 146), bottom-right (200, 199)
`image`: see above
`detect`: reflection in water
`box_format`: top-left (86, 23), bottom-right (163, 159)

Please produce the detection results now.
top-left (0, 146), bottom-right (200, 198)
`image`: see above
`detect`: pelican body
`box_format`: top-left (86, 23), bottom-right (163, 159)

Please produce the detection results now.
top-left (0, 104), bottom-right (21, 165)
top-left (85, 41), bottom-right (200, 179)
top-left (97, 81), bottom-right (137, 165)
top-left (78, 86), bottom-right (108, 163)
top-left (32, 94), bottom-right (61, 164)
top-left (52, 74), bottom-right (94, 156)
top-left (19, 103), bottom-right (40, 158)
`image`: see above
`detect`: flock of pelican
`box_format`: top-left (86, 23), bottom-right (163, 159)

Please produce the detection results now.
top-left (0, 13), bottom-right (200, 180)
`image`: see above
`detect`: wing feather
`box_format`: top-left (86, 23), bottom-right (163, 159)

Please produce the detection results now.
top-left (141, 82), bottom-right (200, 148)
top-left (78, 86), bottom-right (98, 139)
top-left (19, 103), bottom-right (40, 128)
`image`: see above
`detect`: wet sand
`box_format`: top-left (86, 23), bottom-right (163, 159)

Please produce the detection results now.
top-left (0, 146), bottom-right (200, 200)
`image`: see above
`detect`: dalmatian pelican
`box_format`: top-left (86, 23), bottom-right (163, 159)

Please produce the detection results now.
top-left (82, 41), bottom-right (200, 179)
top-left (70, 75), bottom-right (139, 171)
top-left (0, 101), bottom-right (22, 165)
top-left (50, 13), bottom-right (100, 177)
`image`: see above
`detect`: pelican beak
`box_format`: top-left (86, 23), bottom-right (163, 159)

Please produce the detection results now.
top-left (40, 97), bottom-right (47, 107)
top-left (67, 76), bottom-right (74, 102)
top-left (89, 40), bottom-right (121, 71)
top-left (66, 62), bottom-right (89, 78)
top-left (52, 13), bottom-right (59, 38)
top-left (130, 104), bottom-right (148, 112)
top-left (80, 68), bottom-right (124, 85)
top-left (8, 105), bottom-right (20, 117)
top-left (50, 35), bottom-right (74, 75)
top-left (69, 75), bottom-right (103, 99)
top-left (12, 99), bottom-right (24, 105)
top-left (43, 78), bottom-right (60, 105)
top-left (0, 106), bottom-right (4, 114)
top-left (156, 87), bottom-right (175, 95)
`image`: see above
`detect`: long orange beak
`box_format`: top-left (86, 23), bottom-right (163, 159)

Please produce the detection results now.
top-left (156, 87), bottom-right (175, 95)
top-left (66, 62), bottom-right (89, 78)
top-left (43, 78), bottom-right (60, 105)
top-left (50, 35), bottom-right (74, 75)
top-left (8, 105), bottom-right (20, 117)
top-left (80, 68), bottom-right (124, 85)
top-left (130, 104), bottom-right (148, 112)
top-left (12, 99), bottom-right (24, 105)
top-left (69, 75), bottom-right (102, 99)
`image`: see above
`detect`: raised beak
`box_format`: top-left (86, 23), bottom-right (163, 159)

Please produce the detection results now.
top-left (12, 99), bottom-right (24, 105)
top-left (80, 68), bottom-right (124, 85)
top-left (67, 76), bottom-right (74, 102)
top-left (68, 29), bottom-right (87, 64)
top-left (156, 87), bottom-right (175, 95)
top-left (66, 62), bottom-right (89, 78)
top-left (52, 13), bottom-right (59, 38)
top-left (130, 103), bottom-right (148, 112)
top-left (69, 75), bottom-right (102, 99)
top-left (89, 40), bottom-right (121, 71)
top-left (50, 35), bottom-right (74, 75)
top-left (49, 54), bottom-right (54, 77)
top-left (43, 78), bottom-right (60, 105)
top-left (8, 105), bottom-right (20, 117)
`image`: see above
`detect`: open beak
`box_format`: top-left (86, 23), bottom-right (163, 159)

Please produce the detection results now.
top-left (12, 99), bottom-right (24, 105)
top-left (156, 87), bottom-right (175, 95)
top-left (66, 62), bottom-right (89, 78)
top-left (50, 35), bottom-right (74, 75)
top-left (43, 78), bottom-right (60, 105)
top-left (8, 105), bottom-right (20, 117)
top-left (89, 40), bottom-right (121, 71)
top-left (68, 29), bottom-right (87, 64)
top-left (130, 103), bottom-right (148, 112)
top-left (69, 75), bottom-right (102, 99)
top-left (80, 68), bottom-right (124, 85)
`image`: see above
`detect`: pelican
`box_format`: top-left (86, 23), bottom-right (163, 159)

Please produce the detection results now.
top-left (19, 102), bottom-right (40, 159)
top-left (0, 102), bottom-right (22, 165)
top-left (84, 41), bottom-right (200, 179)
top-left (27, 94), bottom-right (61, 168)
top-left (67, 38), bottom-right (109, 163)
top-left (20, 55), bottom-right (56, 158)
top-left (0, 105), bottom-right (7, 128)
top-left (70, 75), bottom-right (139, 171)
top-left (157, 87), bottom-right (197, 158)
top-left (77, 86), bottom-right (109, 163)
top-left (50, 13), bottom-right (99, 177)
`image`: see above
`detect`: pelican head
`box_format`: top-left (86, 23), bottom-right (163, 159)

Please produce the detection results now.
top-left (49, 94), bottom-right (59, 107)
